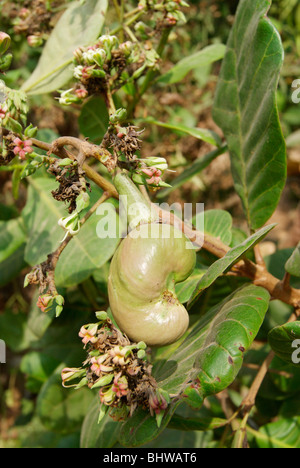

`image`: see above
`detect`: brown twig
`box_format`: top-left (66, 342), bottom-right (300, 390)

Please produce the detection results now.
top-left (153, 204), bottom-right (300, 309)
top-left (3, 128), bottom-right (300, 310)
top-left (29, 135), bottom-right (119, 199)
top-left (44, 192), bottom-right (110, 296)
top-left (241, 351), bottom-right (275, 412)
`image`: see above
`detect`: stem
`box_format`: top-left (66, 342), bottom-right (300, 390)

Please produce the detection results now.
top-left (105, 85), bottom-right (117, 115)
top-left (254, 245), bottom-right (265, 267)
top-left (46, 192), bottom-right (110, 295)
top-left (28, 135), bottom-right (119, 198)
top-left (127, 27), bottom-right (172, 116)
top-left (3, 127), bottom-right (300, 310)
top-left (124, 25), bottom-right (138, 42)
top-left (241, 351), bottom-right (275, 412)
top-left (110, 8), bottom-right (146, 36)
top-left (113, 0), bottom-right (121, 20)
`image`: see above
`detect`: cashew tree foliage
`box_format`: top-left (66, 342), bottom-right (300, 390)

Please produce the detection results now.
top-left (0, 0), bottom-right (300, 449)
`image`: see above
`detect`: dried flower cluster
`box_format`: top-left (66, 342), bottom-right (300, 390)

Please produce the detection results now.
top-left (109, 125), bottom-right (144, 163)
top-left (48, 158), bottom-right (90, 214)
top-left (61, 312), bottom-right (170, 425)
top-left (0, 131), bottom-right (17, 165)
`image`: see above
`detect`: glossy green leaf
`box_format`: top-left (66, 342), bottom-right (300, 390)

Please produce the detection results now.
top-left (268, 322), bottom-right (300, 367)
top-left (252, 417), bottom-right (300, 448)
top-left (176, 211), bottom-right (233, 304)
top-left (188, 224), bottom-right (275, 308)
top-left (119, 285), bottom-right (269, 447)
top-left (285, 243), bottom-right (300, 277)
top-left (22, 177), bottom-right (119, 287)
top-left (158, 44), bottom-right (226, 85)
top-left (80, 397), bottom-right (119, 448)
top-left (22, 0), bottom-right (108, 95)
top-left (156, 145), bottom-right (227, 199)
top-left (155, 284), bottom-right (269, 399)
top-left (213, 0), bottom-right (286, 230)
top-left (78, 97), bottom-right (109, 144)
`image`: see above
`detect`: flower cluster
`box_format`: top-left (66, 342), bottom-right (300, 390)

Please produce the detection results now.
top-left (12, 137), bottom-right (33, 160)
top-left (36, 293), bottom-right (64, 317)
top-left (131, 156), bottom-right (171, 189)
top-left (48, 157), bottom-right (90, 214)
top-left (61, 312), bottom-right (170, 425)
top-left (0, 103), bottom-right (7, 122)
top-left (58, 34), bottom-right (160, 105)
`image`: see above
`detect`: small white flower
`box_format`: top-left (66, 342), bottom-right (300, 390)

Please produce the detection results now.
top-left (58, 211), bottom-right (81, 241)
top-left (98, 35), bottom-right (119, 50)
top-left (73, 65), bottom-right (83, 80)
top-left (58, 88), bottom-right (75, 106)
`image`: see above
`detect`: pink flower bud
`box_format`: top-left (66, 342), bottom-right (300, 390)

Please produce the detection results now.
top-left (37, 294), bottom-right (53, 313)
top-left (13, 137), bottom-right (33, 160)
top-left (0, 105), bottom-right (6, 120)
top-left (0, 32), bottom-right (11, 55)
top-left (27, 35), bottom-right (43, 48)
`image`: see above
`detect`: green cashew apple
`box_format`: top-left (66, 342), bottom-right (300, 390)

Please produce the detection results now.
top-left (108, 172), bottom-right (196, 347)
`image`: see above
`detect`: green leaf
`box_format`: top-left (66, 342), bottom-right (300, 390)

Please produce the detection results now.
top-left (12, 166), bottom-right (23, 200)
top-left (118, 403), bottom-right (179, 448)
top-left (252, 417), bottom-right (300, 448)
top-left (0, 218), bottom-right (26, 263)
top-left (156, 145), bottom-right (227, 199)
top-left (142, 427), bottom-right (215, 448)
top-left (268, 356), bottom-right (300, 394)
top-left (188, 224), bottom-right (275, 308)
top-left (155, 284), bottom-right (269, 400)
top-left (78, 97), bottom-right (109, 144)
top-left (268, 322), bottom-right (300, 367)
top-left (175, 260), bottom-right (207, 304)
top-left (168, 414), bottom-right (227, 432)
top-left (120, 285), bottom-right (269, 447)
top-left (176, 211), bottom-right (233, 304)
top-left (143, 117), bottom-right (222, 146)
top-left (37, 367), bottom-right (94, 434)
top-left (285, 243), bottom-right (300, 277)
top-left (22, 177), bottom-right (119, 287)
top-left (20, 351), bottom-right (62, 392)
top-left (158, 44), bottom-right (226, 85)
top-left (0, 309), bottom-right (36, 352)
top-left (212, 0), bottom-right (286, 230)
top-left (21, 0), bottom-right (108, 95)
top-left (18, 417), bottom-right (80, 448)
top-left (194, 209), bottom-right (233, 246)
top-left (0, 218), bottom-right (27, 286)
top-left (80, 397), bottom-right (119, 448)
